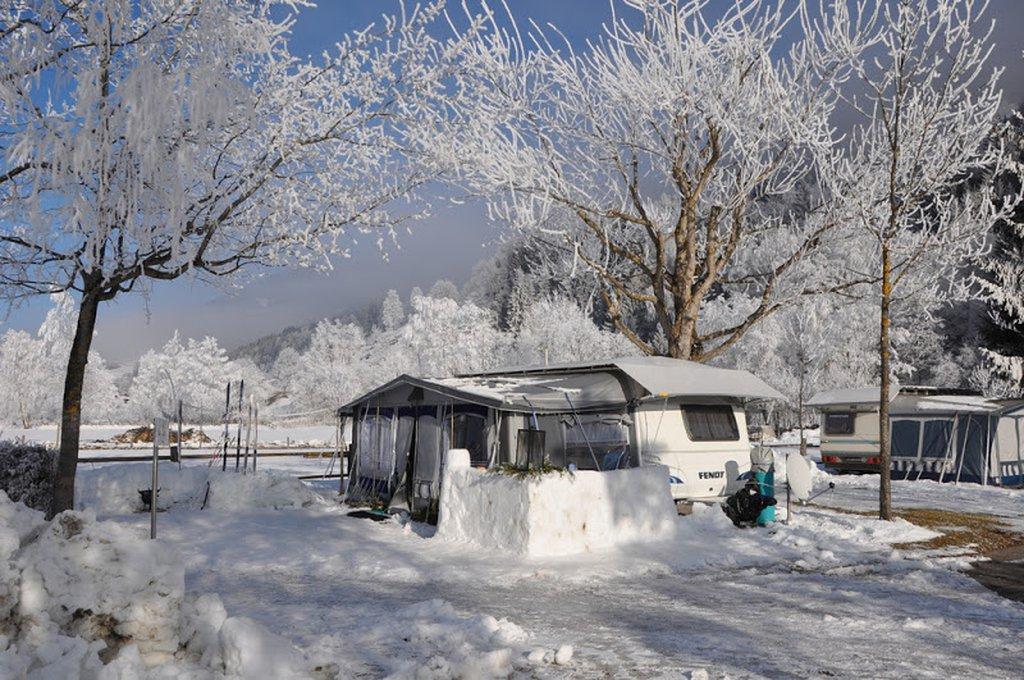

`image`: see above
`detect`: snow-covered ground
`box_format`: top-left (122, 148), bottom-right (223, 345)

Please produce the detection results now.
top-left (65, 460), bottom-right (1024, 679)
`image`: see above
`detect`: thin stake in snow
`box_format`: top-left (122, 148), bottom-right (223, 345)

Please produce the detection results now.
top-left (221, 382), bottom-right (231, 472)
top-left (150, 421), bottom-right (159, 540)
top-left (235, 380), bottom-right (245, 472)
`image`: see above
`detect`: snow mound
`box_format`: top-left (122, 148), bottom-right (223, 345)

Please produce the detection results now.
top-left (0, 490), bottom-right (311, 679)
top-left (76, 462), bottom-right (323, 515)
top-left (436, 460), bottom-right (678, 557)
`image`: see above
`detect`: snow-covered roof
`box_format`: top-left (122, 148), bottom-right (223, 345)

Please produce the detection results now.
top-left (340, 357), bottom-right (785, 414)
top-left (339, 371), bottom-right (636, 414)
top-left (461, 356), bottom-right (785, 402)
top-left (808, 386), bottom-right (1003, 414)
top-left (807, 387), bottom-right (884, 408)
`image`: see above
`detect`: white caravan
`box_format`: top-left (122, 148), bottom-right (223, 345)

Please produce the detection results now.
top-left (808, 385), bottom-right (1024, 485)
top-left (339, 357), bottom-right (784, 514)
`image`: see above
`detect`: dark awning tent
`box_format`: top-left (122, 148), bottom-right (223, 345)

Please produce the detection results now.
top-left (339, 358), bottom-right (784, 515)
top-left (808, 386), bottom-right (1024, 486)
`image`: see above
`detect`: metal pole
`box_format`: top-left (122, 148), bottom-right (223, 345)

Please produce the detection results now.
top-left (177, 400), bottom-right (183, 471)
top-left (243, 396), bottom-right (253, 473)
top-left (222, 382), bottom-right (231, 471)
top-left (235, 380), bottom-right (245, 471)
top-left (151, 424), bottom-right (159, 539)
top-left (253, 404), bottom-right (259, 472)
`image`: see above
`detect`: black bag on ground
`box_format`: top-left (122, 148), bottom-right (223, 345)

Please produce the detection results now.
top-left (722, 478), bottom-right (777, 528)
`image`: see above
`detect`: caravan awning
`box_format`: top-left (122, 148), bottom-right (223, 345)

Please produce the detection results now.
top-left (808, 386), bottom-right (1002, 414)
top-left (461, 356), bottom-right (785, 402)
top-left (339, 371), bottom-right (637, 415)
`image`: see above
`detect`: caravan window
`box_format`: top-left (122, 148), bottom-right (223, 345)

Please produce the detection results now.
top-left (920, 420), bottom-right (954, 458)
top-left (824, 412), bottom-right (855, 435)
top-left (563, 417), bottom-right (630, 470)
top-left (682, 405), bottom-right (739, 442)
top-left (891, 419), bottom-right (921, 458)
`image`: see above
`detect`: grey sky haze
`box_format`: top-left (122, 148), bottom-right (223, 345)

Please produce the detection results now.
top-left (5, 0), bottom-right (1024, 363)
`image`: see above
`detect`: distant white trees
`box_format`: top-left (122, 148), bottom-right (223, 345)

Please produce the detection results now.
top-left (129, 334), bottom-right (232, 421)
top-left (402, 296), bottom-right (508, 376)
top-left (515, 298), bottom-right (638, 367)
top-left (0, 294), bottom-right (119, 427)
top-left (289, 321), bottom-right (371, 413)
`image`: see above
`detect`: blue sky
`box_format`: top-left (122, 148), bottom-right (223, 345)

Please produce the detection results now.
top-left (5, 0), bottom-right (1024, 363)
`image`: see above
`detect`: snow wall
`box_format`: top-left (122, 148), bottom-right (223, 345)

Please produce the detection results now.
top-left (436, 450), bottom-right (679, 557)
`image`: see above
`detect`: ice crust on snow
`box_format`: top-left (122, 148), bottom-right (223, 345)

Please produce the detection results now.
top-left (436, 459), bottom-right (679, 556)
top-left (76, 462), bottom-right (323, 515)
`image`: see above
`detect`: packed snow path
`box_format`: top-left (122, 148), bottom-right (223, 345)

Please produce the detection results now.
top-left (116, 501), bottom-right (1024, 679)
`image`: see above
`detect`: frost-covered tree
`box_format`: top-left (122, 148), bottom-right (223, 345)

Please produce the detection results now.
top-left (0, 294), bottom-right (120, 426)
top-left (0, 1), bottom-right (477, 514)
top-left (0, 329), bottom-right (45, 428)
top-left (826, 0), bottom-right (1016, 519)
top-left (129, 334), bottom-right (232, 421)
top-left (380, 289), bottom-right (406, 331)
top-left (427, 279), bottom-right (460, 301)
top-left (402, 296), bottom-right (509, 377)
top-left (972, 109), bottom-right (1024, 393)
top-left (513, 297), bottom-right (638, 367)
top-left (442, 0), bottom-right (874, 360)
top-left (291, 320), bottom-right (373, 412)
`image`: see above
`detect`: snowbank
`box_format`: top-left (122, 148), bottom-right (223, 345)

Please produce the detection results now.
top-left (0, 490), bottom-right (311, 678)
top-left (76, 462), bottom-right (323, 515)
top-left (436, 451), bottom-right (679, 557)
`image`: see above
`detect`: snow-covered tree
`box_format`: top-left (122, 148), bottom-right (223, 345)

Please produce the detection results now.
top-left (0, 329), bottom-right (45, 428)
top-left (0, 1), bottom-right (478, 514)
top-left (380, 290), bottom-right (406, 331)
top-left (972, 109), bottom-right (1024, 393)
top-left (441, 0), bottom-right (874, 360)
top-left (0, 294), bottom-right (121, 426)
top-left (129, 334), bottom-right (232, 421)
top-left (826, 0), bottom-right (1016, 519)
top-left (402, 296), bottom-right (508, 377)
top-left (290, 321), bottom-right (373, 412)
top-left (513, 297), bottom-right (638, 367)
top-left (427, 280), bottom-right (460, 301)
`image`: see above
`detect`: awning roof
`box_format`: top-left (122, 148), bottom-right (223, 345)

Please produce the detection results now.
top-left (340, 357), bottom-right (786, 415)
top-left (807, 387), bottom-right (883, 408)
top-left (808, 386), bottom-right (1003, 414)
top-left (339, 371), bottom-right (634, 414)
top-left (461, 356), bottom-right (785, 401)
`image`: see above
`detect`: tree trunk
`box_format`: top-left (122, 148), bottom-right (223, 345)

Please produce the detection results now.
top-left (48, 292), bottom-right (100, 518)
top-left (878, 243), bottom-right (893, 521)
